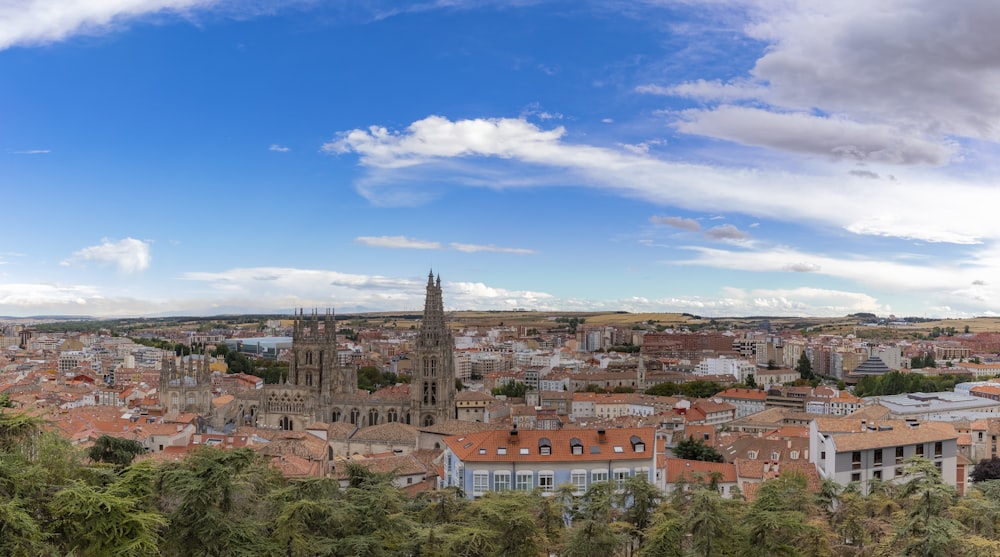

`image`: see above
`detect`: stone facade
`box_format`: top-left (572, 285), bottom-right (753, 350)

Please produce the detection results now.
top-left (163, 270), bottom-right (457, 433)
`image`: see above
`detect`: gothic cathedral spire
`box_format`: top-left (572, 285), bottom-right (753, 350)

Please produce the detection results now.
top-left (411, 270), bottom-right (456, 427)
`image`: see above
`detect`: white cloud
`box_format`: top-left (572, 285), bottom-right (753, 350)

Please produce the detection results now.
top-left (268, 144), bottom-right (290, 152)
top-left (61, 237), bottom-right (151, 273)
top-left (674, 243), bottom-right (1000, 314)
top-left (10, 149), bottom-right (50, 154)
top-left (704, 224), bottom-right (750, 241)
top-left (638, 79), bottom-right (767, 102)
top-left (0, 0), bottom-right (222, 50)
top-left (650, 215), bottom-right (700, 232)
top-left (330, 115), bottom-right (1000, 244)
top-left (449, 243), bottom-right (535, 254)
top-left (354, 235), bottom-right (441, 250)
top-left (675, 106), bottom-right (954, 165)
top-left (651, 1), bottom-right (1000, 165)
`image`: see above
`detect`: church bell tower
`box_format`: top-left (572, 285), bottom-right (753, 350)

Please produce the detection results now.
top-left (410, 270), bottom-right (456, 427)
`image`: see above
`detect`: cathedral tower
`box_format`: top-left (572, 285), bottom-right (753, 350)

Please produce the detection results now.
top-left (159, 350), bottom-right (212, 415)
top-left (290, 308), bottom-right (351, 396)
top-left (410, 271), bottom-right (457, 427)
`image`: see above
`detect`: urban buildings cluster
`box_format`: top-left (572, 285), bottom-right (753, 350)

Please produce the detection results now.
top-left (4, 278), bottom-right (1000, 502)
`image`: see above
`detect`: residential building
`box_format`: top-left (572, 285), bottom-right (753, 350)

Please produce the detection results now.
top-left (809, 418), bottom-right (959, 491)
top-left (442, 426), bottom-right (656, 498)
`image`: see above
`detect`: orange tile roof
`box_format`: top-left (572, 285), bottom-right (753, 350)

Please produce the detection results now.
top-left (665, 458), bottom-right (737, 484)
top-left (444, 426), bottom-right (655, 463)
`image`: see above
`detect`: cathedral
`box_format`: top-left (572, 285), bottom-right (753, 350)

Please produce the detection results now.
top-left (159, 271), bottom-right (457, 432)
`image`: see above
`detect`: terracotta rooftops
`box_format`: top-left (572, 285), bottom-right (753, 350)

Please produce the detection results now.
top-left (444, 426), bottom-right (655, 463)
top-left (350, 421), bottom-right (418, 443)
top-left (665, 458), bottom-right (737, 484)
top-left (827, 421), bottom-right (958, 452)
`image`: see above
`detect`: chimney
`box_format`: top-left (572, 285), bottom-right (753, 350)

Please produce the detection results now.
top-left (509, 428), bottom-right (519, 444)
top-left (597, 428), bottom-right (607, 443)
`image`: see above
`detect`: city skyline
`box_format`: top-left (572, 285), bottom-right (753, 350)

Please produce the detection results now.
top-left (3, 1), bottom-right (999, 319)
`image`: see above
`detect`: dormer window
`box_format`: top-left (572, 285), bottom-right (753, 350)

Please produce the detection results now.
top-left (570, 437), bottom-right (583, 455)
top-left (748, 450), bottom-right (758, 460)
top-left (630, 435), bottom-right (645, 453)
top-left (539, 437), bottom-right (552, 456)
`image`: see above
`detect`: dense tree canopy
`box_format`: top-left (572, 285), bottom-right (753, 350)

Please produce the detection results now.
top-left (7, 408), bottom-right (1000, 556)
top-left (853, 371), bottom-right (962, 397)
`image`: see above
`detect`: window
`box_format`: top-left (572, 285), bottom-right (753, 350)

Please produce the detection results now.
top-left (896, 446), bottom-right (905, 464)
top-left (873, 470), bottom-right (882, 480)
top-left (494, 472), bottom-right (511, 492)
top-left (570, 438), bottom-right (584, 455)
top-left (592, 470), bottom-right (609, 484)
top-left (571, 470), bottom-right (587, 494)
top-left (874, 449), bottom-right (883, 466)
top-left (497, 447), bottom-right (507, 455)
top-left (790, 450), bottom-right (800, 460)
top-left (473, 471), bottom-right (489, 494)
top-left (630, 435), bottom-right (645, 452)
top-left (539, 438), bottom-right (552, 455)
top-left (852, 451), bottom-right (862, 470)
top-left (916, 444), bottom-right (924, 457)
top-left (538, 471), bottom-right (554, 492)
top-left (613, 469), bottom-right (630, 490)
top-left (516, 471), bottom-right (533, 491)
top-left (934, 441), bottom-right (943, 457)
top-left (851, 472), bottom-right (861, 482)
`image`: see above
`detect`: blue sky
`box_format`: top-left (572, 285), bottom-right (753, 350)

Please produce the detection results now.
top-left (3, 0), bottom-right (1000, 318)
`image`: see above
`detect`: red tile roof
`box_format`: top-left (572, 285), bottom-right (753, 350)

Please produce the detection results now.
top-left (444, 426), bottom-right (655, 463)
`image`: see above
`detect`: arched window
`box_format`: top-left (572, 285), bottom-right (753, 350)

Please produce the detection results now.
top-left (331, 409), bottom-right (342, 422)
top-left (305, 372), bottom-right (313, 386)
top-left (350, 408), bottom-right (360, 425)
top-left (280, 416), bottom-right (293, 431)
top-left (368, 408), bottom-right (379, 426)
top-left (306, 351), bottom-right (313, 365)
top-left (387, 408), bottom-right (398, 423)
top-left (423, 414), bottom-right (435, 427)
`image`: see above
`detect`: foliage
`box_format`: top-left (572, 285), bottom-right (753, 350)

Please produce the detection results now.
top-left (911, 352), bottom-right (938, 369)
top-left (645, 382), bottom-right (679, 396)
top-left (9, 407), bottom-right (1000, 557)
top-left (491, 381), bottom-right (529, 398)
top-left (679, 380), bottom-right (725, 399)
top-left (796, 352), bottom-right (814, 380)
top-left (971, 457), bottom-right (1000, 483)
top-left (358, 365), bottom-right (400, 392)
top-left (87, 434), bottom-right (147, 469)
top-left (672, 435), bottom-right (723, 463)
top-left (853, 371), bottom-right (962, 397)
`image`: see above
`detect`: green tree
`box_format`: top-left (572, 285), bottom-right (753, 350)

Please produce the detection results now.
top-left (796, 352), bottom-right (814, 381)
top-left (49, 481), bottom-right (166, 557)
top-left (672, 436), bottom-right (723, 463)
top-left (680, 380), bottom-right (724, 398)
top-left (86, 434), bottom-right (146, 470)
top-left (644, 383), bottom-right (678, 397)
top-left (491, 381), bottom-right (529, 398)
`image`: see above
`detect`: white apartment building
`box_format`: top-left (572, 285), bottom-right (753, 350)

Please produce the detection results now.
top-left (809, 418), bottom-right (958, 492)
top-left (696, 356), bottom-right (756, 383)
